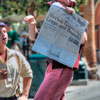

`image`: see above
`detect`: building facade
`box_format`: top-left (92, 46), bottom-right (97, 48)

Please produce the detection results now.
top-left (95, 0), bottom-right (100, 50)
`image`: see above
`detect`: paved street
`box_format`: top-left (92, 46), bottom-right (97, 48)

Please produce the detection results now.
top-left (65, 65), bottom-right (100, 100)
top-left (65, 80), bottom-right (100, 100)
top-left (28, 65), bottom-right (100, 100)
top-left (29, 80), bottom-right (100, 100)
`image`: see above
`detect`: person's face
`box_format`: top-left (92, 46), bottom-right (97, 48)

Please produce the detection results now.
top-left (6, 25), bottom-right (11, 32)
top-left (57, 0), bottom-right (71, 6)
top-left (57, 0), bottom-right (76, 8)
top-left (23, 35), bottom-right (28, 39)
top-left (0, 26), bottom-right (8, 46)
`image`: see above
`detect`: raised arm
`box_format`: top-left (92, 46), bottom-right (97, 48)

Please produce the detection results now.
top-left (24, 15), bottom-right (38, 41)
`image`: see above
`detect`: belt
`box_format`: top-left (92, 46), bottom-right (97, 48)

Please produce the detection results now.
top-left (0, 95), bottom-right (17, 100)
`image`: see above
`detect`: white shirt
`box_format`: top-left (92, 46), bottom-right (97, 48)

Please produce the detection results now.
top-left (0, 48), bottom-right (33, 97)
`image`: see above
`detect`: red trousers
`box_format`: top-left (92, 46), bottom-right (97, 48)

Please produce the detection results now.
top-left (34, 63), bottom-right (73, 100)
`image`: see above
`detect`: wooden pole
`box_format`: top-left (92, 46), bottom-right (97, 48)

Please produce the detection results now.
top-left (83, 0), bottom-right (98, 79)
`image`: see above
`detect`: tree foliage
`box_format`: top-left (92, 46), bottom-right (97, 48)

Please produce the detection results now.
top-left (0, 0), bottom-right (87, 17)
top-left (0, 0), bottom-right (31, 17)
top-left (75, 0), bottom-right (87, 13)
top-left (0, 0), bottom-right (50, 17)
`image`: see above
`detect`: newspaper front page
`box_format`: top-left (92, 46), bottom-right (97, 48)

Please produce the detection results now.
top-left (32, 2), bottom-right (88, 68)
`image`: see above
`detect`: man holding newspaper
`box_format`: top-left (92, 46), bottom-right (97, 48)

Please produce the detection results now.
top-left (24, 0), bottom-right (87, 100)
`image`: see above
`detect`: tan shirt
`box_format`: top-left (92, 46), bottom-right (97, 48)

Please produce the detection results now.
top-left (0, 48), bottom-right (33, 97)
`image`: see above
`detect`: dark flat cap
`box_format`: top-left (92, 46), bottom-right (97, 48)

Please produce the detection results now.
top-left (0, 22), bottom-right (6, 27)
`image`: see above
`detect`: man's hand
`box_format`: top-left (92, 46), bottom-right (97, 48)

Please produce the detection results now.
top-left (0, 69), bottom-right (8, 80)
top-left (24, 15), bottom-right (36, 25)
top-left (24, 15), bottom-right (38, 41)
top-left (17, 77), bottom-right (32, 100)
top-left (17, 95), bottom-right (28, 100)
top-left (65, 7), bottom-right (75, 14)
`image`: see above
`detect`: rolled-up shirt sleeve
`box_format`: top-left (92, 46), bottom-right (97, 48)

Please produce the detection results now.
top-left (17, 52), bottom-right (33, 78)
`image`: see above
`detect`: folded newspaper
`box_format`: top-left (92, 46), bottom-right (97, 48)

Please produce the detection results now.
top-left (32, 2), bottom-right (88, 68)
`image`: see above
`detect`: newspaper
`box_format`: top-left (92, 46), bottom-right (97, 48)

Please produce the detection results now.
top-left (32, 2), bottom-right (88, 68)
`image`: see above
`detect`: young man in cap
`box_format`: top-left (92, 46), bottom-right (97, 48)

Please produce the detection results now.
top-left (0, 22), bottom-right (33, 100)
top-left (24, 0), bottom-right (87, 100)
